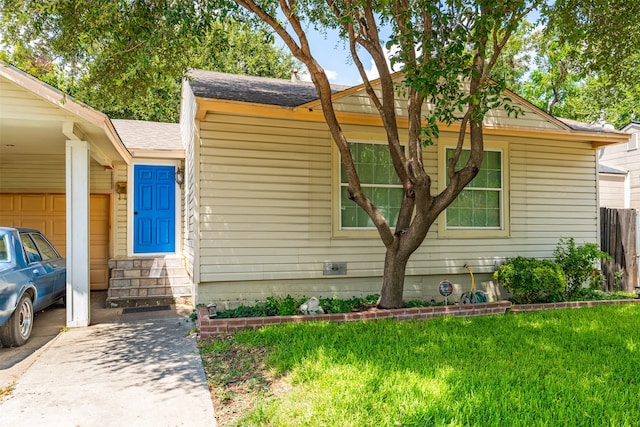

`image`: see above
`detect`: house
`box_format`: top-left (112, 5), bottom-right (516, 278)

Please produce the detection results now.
top-left (1, 60), bottom-right (631, 323)
top-left (597, 122), bottom-right (639, 290)
top-left (179, 69), bottom-right (630, 309)
top-left (598, 122), bottom-right (640, 209)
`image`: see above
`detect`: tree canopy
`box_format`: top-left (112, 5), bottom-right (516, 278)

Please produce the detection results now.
top-left (0, 1), bottom-right (299, 122)
top-left (492, 1), bottom-right (640, 127)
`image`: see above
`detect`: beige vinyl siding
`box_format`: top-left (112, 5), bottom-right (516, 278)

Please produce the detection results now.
top-left (599, 134), bottom-right (640, 209)
top-left (112, 164), bottom-right (128, 256)
top-left (195, 109), bottom-right (600, 306)
top-left (329, 88), bottom-right (563, 130)
top-left (181, 82), bottom-right (198, 281)
top-left (0, 78), bottom-right (76, 122)
top-left (0, 155), bottom-right (112, 191)
top-left (197, 113), bottom-right (333, 287)
top-left (599, 174), bottom-right (626, 208)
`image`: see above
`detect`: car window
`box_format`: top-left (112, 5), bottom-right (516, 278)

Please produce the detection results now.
top-left (20, 234), bottom-right (42, 264)
top-left (31, 233), bottom-right (60, 260)
top-left (0, 235), bottom-right (8, 262)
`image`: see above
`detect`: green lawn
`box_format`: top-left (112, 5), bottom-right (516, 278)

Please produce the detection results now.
top-left (200, 304), bottom-right (640, 426)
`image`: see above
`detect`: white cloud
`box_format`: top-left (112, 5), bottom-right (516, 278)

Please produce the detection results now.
top-left (298, 68), bottom-right (338, 83)
top-left (325, 70), bottom-right (338, 82)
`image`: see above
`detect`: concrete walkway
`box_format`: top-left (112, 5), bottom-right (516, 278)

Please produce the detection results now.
top-left (0, 294), bottom-right (216, 427)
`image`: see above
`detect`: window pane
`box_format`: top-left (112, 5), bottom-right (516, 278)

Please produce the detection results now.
top-left (357, 208), bottom-right (373, 228)
top-left (31, 234), bottom-right (59, 260)
top-left (487, 170), bottom-right (501, 188)
top-left (487, 151), bottom-right (501, 169)
top-left (473, 209), bottom-right (487, 227)
top-left (487, 207), bottom-right (501, 227)
top-left (359, 164), bottom-right (374, 182)
top-left (0, 236), bottom-right (8, 262)
top-left (20, 234), bottom-right (42, 263)
top-left (444, 145), bottom-right (503, 229)
top-left (446, 207), bottom-right (460, 227)
top-left (340, 142), bottom-right (404, 229)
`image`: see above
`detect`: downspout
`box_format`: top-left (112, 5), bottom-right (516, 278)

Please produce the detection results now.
top-left (624, 170), bottom-right (631, 209)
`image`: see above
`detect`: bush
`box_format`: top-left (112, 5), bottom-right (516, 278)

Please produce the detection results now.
top-left (553, 237), bottom-right (611, 297)
top-left (216, 294), bottom-right (381, 318)
top-left (493, 257), bottom-right (566, 304)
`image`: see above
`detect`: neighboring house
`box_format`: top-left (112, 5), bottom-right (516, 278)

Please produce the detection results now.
top-left (179, 70), bottom-right (629, 309)
top-left (1, 60), bottom-right (632, 322)
top-left (598, 122), bottom-right (640, 208)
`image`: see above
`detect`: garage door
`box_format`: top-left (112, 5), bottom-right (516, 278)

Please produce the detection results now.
top-left (0, 193), bottom-right (110, 290)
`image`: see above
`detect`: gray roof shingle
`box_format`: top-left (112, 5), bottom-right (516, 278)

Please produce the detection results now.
top-left (112, 119), bottom-right (182, 151)
top-left (187, 69), bottom-right (348, 107)
top-left (186, 70), bottom-right (625, 138)
top-left (599, 164), bottom-right (627, 175)
top-left (557, 117), bottom-right (618, 133)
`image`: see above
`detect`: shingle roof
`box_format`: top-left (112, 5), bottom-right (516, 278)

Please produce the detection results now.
top-left (186, 70), bottom-right (625, 138)
top-left (186, 69), bottom-right (348, 107)
top-left (112, 119), bottom-right (182, 151)
top-left (557, 117), bottom-right (617, 133)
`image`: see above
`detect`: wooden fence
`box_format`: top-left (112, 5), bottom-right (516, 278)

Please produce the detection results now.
top-left (600, 208), bottom-right (638, 292)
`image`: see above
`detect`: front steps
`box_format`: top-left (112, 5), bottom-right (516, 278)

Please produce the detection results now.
top-left (106, 256), bottom-right (193, 308)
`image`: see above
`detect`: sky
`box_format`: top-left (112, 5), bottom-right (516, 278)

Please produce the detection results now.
top-left (276, 26), bottom-right (373, 86)
top-left (274, 7), bottom-right (542, 88)
top-left (273, 13), bottom-right (389, 87)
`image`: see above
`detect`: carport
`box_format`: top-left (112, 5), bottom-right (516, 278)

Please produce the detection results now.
top-left (0, 62), bottom-right (131, 327)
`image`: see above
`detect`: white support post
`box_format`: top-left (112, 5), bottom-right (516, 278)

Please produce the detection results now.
top-left (65, 140), bottom-right (91, 327)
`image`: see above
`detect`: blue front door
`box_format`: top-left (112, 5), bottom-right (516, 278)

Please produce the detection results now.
top-left (134, 165), bottom-right (176, 253)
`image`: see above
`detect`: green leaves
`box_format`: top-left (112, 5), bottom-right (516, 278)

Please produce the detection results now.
top-left (0, 0), bottom-right (299, 122)
top-left (554, 237), bottom-right (611, 296)
top-left (493, 256), bottom-right (567, 304)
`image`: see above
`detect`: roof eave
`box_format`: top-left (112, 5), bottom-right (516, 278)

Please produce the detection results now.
top-left (0, 61), bottom-right (132, 164)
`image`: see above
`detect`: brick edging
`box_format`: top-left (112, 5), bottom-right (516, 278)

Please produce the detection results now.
top-left (509, 298), bottom-right (640, 313)
top-left (197, 299), bottom-right (640, 339)
top-left (197, 301), bottom-right (512, 339)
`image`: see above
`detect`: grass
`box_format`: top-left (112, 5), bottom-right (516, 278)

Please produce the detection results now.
top-left (200, 304), bottom-right (640, 426)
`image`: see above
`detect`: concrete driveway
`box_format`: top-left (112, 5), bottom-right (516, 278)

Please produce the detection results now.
top-left (0, 292), bottom-right (216, 426)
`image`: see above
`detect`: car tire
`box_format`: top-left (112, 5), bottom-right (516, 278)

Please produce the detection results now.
top-left (0, 294), bottom-right (34, 347)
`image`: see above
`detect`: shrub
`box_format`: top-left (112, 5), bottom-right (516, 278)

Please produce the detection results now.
top-left (215, 294), bottom-right (381, 318)
top-left (493, 257), bottom-right (566, 304)
top-left (553, 238), bottom-right (611, 297)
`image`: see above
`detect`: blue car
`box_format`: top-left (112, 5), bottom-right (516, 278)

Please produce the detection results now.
top-left (0, 227), bottom-right (66, 347)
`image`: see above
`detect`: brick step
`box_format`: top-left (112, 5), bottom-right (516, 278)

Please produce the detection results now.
top-left (109, 275), bottom-right (192, 288)
top-left (108, 256), bottom-right (186, 270)
top-left (106, 256), bottom-right (193, 308)
top-left (107, 284), bottom-right (193, 307)
top-left (105, 295), bottom-right (191, 308)
top-left (110, 268), bottom-right (190, 279)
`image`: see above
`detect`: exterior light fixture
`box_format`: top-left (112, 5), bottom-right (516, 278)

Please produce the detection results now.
top-left (175, 167), bottom-right (185, 185)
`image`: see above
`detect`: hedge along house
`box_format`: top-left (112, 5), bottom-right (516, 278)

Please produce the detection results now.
top-left (181, 70), bottom-right (629, 309)
top-left (1, 62), bottom-right (192, 328)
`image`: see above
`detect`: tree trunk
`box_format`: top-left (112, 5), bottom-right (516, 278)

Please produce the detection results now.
top-left (378, 246), bottom-right (410, 308)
